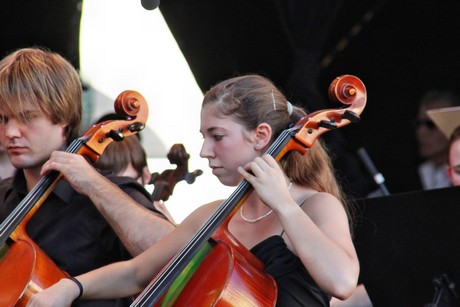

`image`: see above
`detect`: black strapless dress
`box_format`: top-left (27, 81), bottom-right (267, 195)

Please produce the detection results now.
top-left (250, 235), bottom-right (330, 307)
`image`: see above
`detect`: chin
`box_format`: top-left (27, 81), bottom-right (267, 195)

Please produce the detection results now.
top-left (217, 176), bottom-right (240, 187)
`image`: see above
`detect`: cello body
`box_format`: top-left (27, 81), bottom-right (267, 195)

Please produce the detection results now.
top-left (156, 225), bottom-right (277, 306)
top-left (0, 229), bottom-right (68, 306)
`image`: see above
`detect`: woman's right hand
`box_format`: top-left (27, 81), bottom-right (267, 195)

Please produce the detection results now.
top-left (27, 278), bottom-right (80, 307)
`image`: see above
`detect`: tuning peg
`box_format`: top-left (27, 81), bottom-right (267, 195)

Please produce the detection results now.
top-left (128, 122), bottom-right (145, 132)
top-left (318, 120), bottom-right (338, 129)
top-left (342, 110), bottom-right (360, 123)
top-left (107, 129), bottom-right (124, 142)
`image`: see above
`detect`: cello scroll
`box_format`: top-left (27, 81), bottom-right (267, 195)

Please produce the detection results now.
top-left (80, 90), bottom-right (149, 162)
top-left (278, 74), bottom-right (366, 158)
top-left (150, 143), bottom-right (203, 202)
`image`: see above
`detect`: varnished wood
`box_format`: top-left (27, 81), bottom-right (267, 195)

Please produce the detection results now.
top-left (132, 75), bottom-right (367, 306)
top-left (0, 90), bottom-right (149, 305)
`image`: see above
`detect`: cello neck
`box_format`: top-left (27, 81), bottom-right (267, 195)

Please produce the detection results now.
top-left (131, 129), bottom-right (294, 306)
top-left (0, 137), bottom-right (86, 245)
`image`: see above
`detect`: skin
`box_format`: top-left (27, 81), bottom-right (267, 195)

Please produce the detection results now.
top-left (0, 109), bottom-right (67, 189)
top-left (0, 107), bottom-right (174, 257)
top-left (27, 104), bottom-right (359, 306)
top-left (447, 138), bottom-right (460, 186)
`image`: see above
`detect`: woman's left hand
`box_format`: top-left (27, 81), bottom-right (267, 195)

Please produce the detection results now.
top-left (27, 278), bottom-right (79, 307)
top-left (238, 154), bottom-right (292, 210)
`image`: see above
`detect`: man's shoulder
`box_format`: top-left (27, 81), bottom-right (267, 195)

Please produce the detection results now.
top-left (0, 176), bottom-right (14, 192)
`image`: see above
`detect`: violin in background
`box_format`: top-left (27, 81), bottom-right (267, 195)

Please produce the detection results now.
top-left (149, 143), bottom-right (203, 202)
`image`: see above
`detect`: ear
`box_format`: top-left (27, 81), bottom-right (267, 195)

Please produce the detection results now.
top-left (254, 123), bottom-right (272, 150)
top-left (142, 165), bottom-right (152, 185)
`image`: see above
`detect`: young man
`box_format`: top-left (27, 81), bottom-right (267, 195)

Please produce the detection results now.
top-left (428, 105), bottom-right (460, 186)
top-left (0, 47), bottom-right (174, 306)
top-left (415, 90), bottom-right (460, 190)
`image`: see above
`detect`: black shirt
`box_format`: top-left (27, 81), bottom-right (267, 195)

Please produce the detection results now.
top-left (0, 170), bottom-right (166, 306)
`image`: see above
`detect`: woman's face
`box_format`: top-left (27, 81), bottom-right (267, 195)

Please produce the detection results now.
top-left (199, 104), bottom-right (259, 187)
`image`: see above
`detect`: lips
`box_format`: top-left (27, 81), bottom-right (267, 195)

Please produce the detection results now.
top-left (7, 145), bottom-right (27, 154)
top-left (209, 165), bottom-right (223, 175)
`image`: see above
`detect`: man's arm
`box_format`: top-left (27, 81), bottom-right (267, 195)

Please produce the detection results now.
top-left (41, 151), bottom-right (176, 256)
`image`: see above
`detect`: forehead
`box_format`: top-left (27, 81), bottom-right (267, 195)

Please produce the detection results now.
top-left (0, 98), bottom-right (42, 116)
top-left (200, 105), bottom-right (236, 131)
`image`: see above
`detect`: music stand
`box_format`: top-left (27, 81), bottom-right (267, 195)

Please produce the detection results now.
top-left (353, 186), bottom-right (460, 306)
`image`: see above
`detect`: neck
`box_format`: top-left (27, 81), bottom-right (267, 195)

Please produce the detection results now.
top-left (243, 192), bottom-right (273, 213)
top-left (23, 167), bottom-right (44, 191)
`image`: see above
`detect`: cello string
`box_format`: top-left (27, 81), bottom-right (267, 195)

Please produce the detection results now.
top-left (135, 76), bottom-right (367, 305)
top-left (132, 127), bottom-right (299, 305)
top-left (0, 138), bottom-right (85, 245)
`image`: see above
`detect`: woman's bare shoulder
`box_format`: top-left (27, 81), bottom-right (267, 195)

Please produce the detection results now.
top-left (179, 199), bottom-right (225, 229)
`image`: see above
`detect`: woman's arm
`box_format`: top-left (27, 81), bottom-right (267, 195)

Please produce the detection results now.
top-left (277, 192), bottom-right (359, 299)
top-left (239, 154), bottom-right (359, 299)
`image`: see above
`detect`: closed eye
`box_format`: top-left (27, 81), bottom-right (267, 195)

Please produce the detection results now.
top-left (213, 134), bottom-right (224, 141)
top-left (0, 115), bottom-right (8, 125)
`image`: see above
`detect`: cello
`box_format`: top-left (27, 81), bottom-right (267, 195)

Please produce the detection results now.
top-left (131, 75), bottom-right (367, 306)
top-left (0, 90), bottom-right (149, 306)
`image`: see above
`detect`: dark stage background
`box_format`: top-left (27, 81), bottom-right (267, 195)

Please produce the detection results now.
top-left (158, 0), bottom-right (460, 197)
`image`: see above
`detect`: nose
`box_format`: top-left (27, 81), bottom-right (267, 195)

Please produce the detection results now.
top-left (3, 118), bottom-right (22, 139)
top-left (199, 138), bottom-right (214, 159)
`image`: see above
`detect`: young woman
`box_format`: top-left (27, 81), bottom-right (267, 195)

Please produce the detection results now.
top-left (28, 74), bottom-right (359, 306)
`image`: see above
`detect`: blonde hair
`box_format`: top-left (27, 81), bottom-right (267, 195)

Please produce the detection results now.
top-left (0, 47), bottom-right (82, 143)
top-left (203, 74), bottom-right (350, 216)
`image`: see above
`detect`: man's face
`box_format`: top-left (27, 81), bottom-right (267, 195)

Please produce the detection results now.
top-left (448, 139), bottom-right (460, 186)
top-left (415, 100), bottom-right (450, 161)
top-left (0, 108), bottom-right (67, 171)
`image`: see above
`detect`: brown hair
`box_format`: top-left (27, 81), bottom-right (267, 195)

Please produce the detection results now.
top-left (419, 90), bottom-right (460, 109)
top-left (203, 74), bottom-right (349, 214)
top-left (0, 47), bottom-right (82, 143)
top-left (95, 135), bottom-right (148, 177)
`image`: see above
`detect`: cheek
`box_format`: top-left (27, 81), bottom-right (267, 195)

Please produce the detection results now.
top-left (452, 174), bottom-right (460, 186)
top-left (0, 129), bottom-right (5, 144)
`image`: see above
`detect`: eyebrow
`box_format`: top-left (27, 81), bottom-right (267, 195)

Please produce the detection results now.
top-left (200, 126), bottom-right (219, 134)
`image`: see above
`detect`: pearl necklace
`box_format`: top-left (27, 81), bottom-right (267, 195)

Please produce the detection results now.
top-left (240, 181), bottom-right (292, 223)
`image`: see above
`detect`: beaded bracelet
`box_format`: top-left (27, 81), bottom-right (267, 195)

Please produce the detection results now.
top-left (67, 276), bottom-right (83, 300)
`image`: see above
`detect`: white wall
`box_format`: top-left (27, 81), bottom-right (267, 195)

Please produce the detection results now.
top-left (80, 0), bottom-right (233, 222)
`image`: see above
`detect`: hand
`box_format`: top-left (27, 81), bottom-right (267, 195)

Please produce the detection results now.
top-left (40, 151), bottom-right (103, 195)
top-left (27, 278), bottom-right (80, 307)
top-left (238, 154), bottom-right (292, 211)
